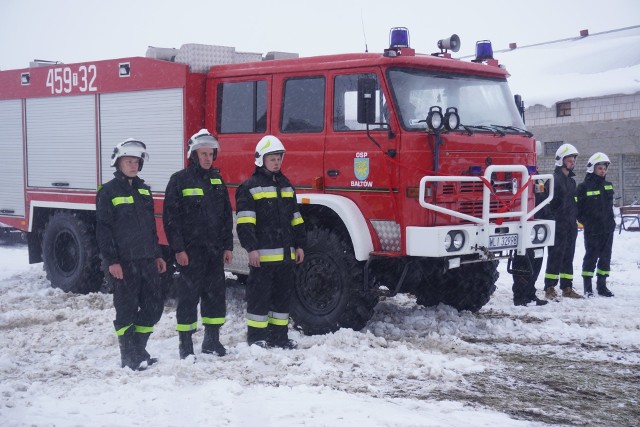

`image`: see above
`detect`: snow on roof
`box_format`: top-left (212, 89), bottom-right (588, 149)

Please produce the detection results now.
top-left (490, 25), bottom-right (640, 108)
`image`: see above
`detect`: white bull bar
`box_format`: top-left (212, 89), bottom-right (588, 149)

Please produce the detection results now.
top-left (406, 165), bottom-right (555, 259)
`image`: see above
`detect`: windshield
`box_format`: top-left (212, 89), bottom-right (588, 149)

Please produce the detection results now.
top-left (387, 68), bottom-right (525, 131)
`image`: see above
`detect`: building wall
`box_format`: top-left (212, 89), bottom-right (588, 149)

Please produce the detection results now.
top-left (527, 92), bottom-right (640, 205)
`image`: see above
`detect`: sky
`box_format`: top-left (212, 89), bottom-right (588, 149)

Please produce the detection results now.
top-left (1, 215), bottom-right (639, 426)
top-left (1, 0), bottom-right (639, 71)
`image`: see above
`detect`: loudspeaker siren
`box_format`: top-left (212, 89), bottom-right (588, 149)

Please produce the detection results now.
top-left (437, 34), bottom-right (461, 52)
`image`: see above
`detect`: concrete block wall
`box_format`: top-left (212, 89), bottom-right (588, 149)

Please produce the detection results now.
top-left (526, 93), bottom-right (640, 127)
top-left (525, 92), bottom-right (640, 205)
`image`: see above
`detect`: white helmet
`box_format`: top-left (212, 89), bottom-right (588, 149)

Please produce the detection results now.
top-left (554, 143), bottom-right (579, 167)
top-left (110, 138), bottom-right (148, 171)
top-left (187, 129), bottom-right (220, 159)
top-left (254, 135), bottom-right (285, 167)
top-left (586, 152), bottom-right (611, 173)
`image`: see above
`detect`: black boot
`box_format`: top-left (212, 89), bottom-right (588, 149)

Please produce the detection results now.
top-left (247, 325), bottom-right (269, 348)
top-left (179, 331), bottom-right (195, 359)
top-left (118, 327), bottom-right (144, 370)
top-left (583, 276), bottom-right (594, 297)
top-left (596, 276), bottom-right (614, 297)
top-left (202, 325), bottom-right (226, 356)
top-left (135, 332), bottom-right (158, 366)
top-left (532, 295), bottom-right (548, 306)
top-left (267, 324), bottom-right (298, 350)
top-left (512, 276), bottom-right (532, 306)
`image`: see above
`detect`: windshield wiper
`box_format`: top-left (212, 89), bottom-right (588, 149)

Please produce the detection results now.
top-left (490, 125), bottom-right (533, 137)
top-left (460, 125), bottom-right (505, 137)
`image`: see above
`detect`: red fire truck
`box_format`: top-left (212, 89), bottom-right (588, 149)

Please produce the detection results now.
top-left (0, 28), bottom-right (554, 334)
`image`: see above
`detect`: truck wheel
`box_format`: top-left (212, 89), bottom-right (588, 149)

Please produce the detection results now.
top-left (42, 211), bottom-right (102, 294)
top-left (291, 228), bottom-right (379, 335)
top-left (438, 261), bottom-right (499, 312)
top-left (414, 261), bottom-right (444, 308)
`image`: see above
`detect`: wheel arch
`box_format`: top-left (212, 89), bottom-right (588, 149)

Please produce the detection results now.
top-left (27, 202), bottom-right (96, 264)
top-left (297, 194), bottom-right (373, 261)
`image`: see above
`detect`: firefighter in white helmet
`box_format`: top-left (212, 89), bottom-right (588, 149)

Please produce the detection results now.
top-left (163, 129), bottom-right (234, 359)
top-left (235, 135), bottom-right (307, 349)
top-left (96, 138), bottom-right (167, 370)
top-left (576, 152), bottom-right (615, 297)
top-left (543, 143), bottom-right (583, 300)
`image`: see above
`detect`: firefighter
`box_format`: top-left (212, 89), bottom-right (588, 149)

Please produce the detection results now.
top-left (235, 135), bottom-right (306, 349)
top-left (163, 129), bottom-right (234, 359)
top-left (544, 143), bottom-right (583, 299)
top-left (576, 152), bottom-right (615, 297)
top-left (96, 138), bottom-right (167, 370)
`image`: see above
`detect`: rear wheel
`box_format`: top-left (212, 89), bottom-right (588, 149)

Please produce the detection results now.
top-left (291, 228), bottom-right (379, 335)
top-left (42, 211), bottom-right (102, 294)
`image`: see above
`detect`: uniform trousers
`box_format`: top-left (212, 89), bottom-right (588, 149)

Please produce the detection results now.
top-left (176, 248), bottom-right (226, 330)
top-left (113, 259), bottom-right (163, 332)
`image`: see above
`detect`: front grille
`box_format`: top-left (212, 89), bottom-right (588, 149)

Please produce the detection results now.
top-left (460, 181), bottom-right (484, 193)
top-left (459, 201), bottom-right (500, 217)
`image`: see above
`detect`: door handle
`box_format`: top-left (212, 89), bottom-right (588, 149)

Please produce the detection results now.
top-left (327, 169), bottom-right (339, 177)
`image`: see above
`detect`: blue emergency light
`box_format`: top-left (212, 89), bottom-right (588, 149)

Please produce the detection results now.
top-left (475, 40), bottom-right (493, 61)
top-left (469, 165), bottom-right (483, 175)
top-left (389, 27), bottom-right (410, 49)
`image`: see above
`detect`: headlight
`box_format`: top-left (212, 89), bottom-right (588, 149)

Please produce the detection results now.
top-left (530, 227), bottom-right (537, 243)
top-left (445, 231), bottom-right (465, 252)
top-left (427, 106), bottom-right (444, 131)
top-left (444, 107), bottom-right (460, 131)
top-left (444, 233), bottom-right (452, 250)
top-left (530, 225), bottom-right (547, 244)
top-left (453, 232), bottom-right (464, 249)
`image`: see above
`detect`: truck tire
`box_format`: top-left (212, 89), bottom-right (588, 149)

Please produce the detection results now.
top-left (291, 228), bottom-right (379, 335)
top-left (42, 211), bottom-right (102, 294)
top-left (437, 261), bottom-right (499, 312)
top-left (413, 260), bottom-right (445, 308)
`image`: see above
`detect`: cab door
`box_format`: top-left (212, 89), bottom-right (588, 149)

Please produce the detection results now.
top-left (324, 71), bottom-right (398, 219)
top-left (269, 73), bottom-right (326, 191)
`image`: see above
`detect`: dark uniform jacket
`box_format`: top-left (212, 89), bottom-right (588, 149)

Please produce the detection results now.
top-left (576, 173), bottom-right (615, 236)
top-left (163, 162), bottom-right (233, 254)
top-left (236, 167), bottom-right (306, 260)
top-left (548, 166), bottom-right (578, 232)
top-left (96, 171), bottom-right (162, 265)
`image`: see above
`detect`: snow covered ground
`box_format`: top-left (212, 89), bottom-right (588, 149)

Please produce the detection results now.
top-left (1, 224), bottom-right (639, 426)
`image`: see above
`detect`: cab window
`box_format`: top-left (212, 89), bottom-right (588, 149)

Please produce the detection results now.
top-left (217, 81), bottom-right (267, 133)
top-left (281, 77), bottom-right (325, 133)
top-left (333, 73), bottom-right (386, 131)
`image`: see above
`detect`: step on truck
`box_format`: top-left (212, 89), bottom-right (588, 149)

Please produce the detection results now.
top-left (0, 28), bottom-right (554, 334)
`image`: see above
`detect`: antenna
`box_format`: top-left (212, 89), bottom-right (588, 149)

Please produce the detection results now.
top-left (360, 9), bottom-right (368, 53)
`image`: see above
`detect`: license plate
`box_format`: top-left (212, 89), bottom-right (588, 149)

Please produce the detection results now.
top-left (489, 233), bottom-right (518, 249)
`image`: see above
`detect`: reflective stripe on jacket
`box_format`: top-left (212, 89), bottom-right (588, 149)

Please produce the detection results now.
top-left (163, 162), bottom-right (233, 253)
top-left (96, 171), bottom-right (161, 264)
top-left (235, 167), bottom-right (306, 260)
top-left (576, 173), bottom-right (615, 235)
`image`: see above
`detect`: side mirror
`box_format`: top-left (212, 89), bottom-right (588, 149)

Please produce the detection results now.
top-left (357, 77), bottom-right (377, 124)
top-left (514, 94), bottom-right (525, 122)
